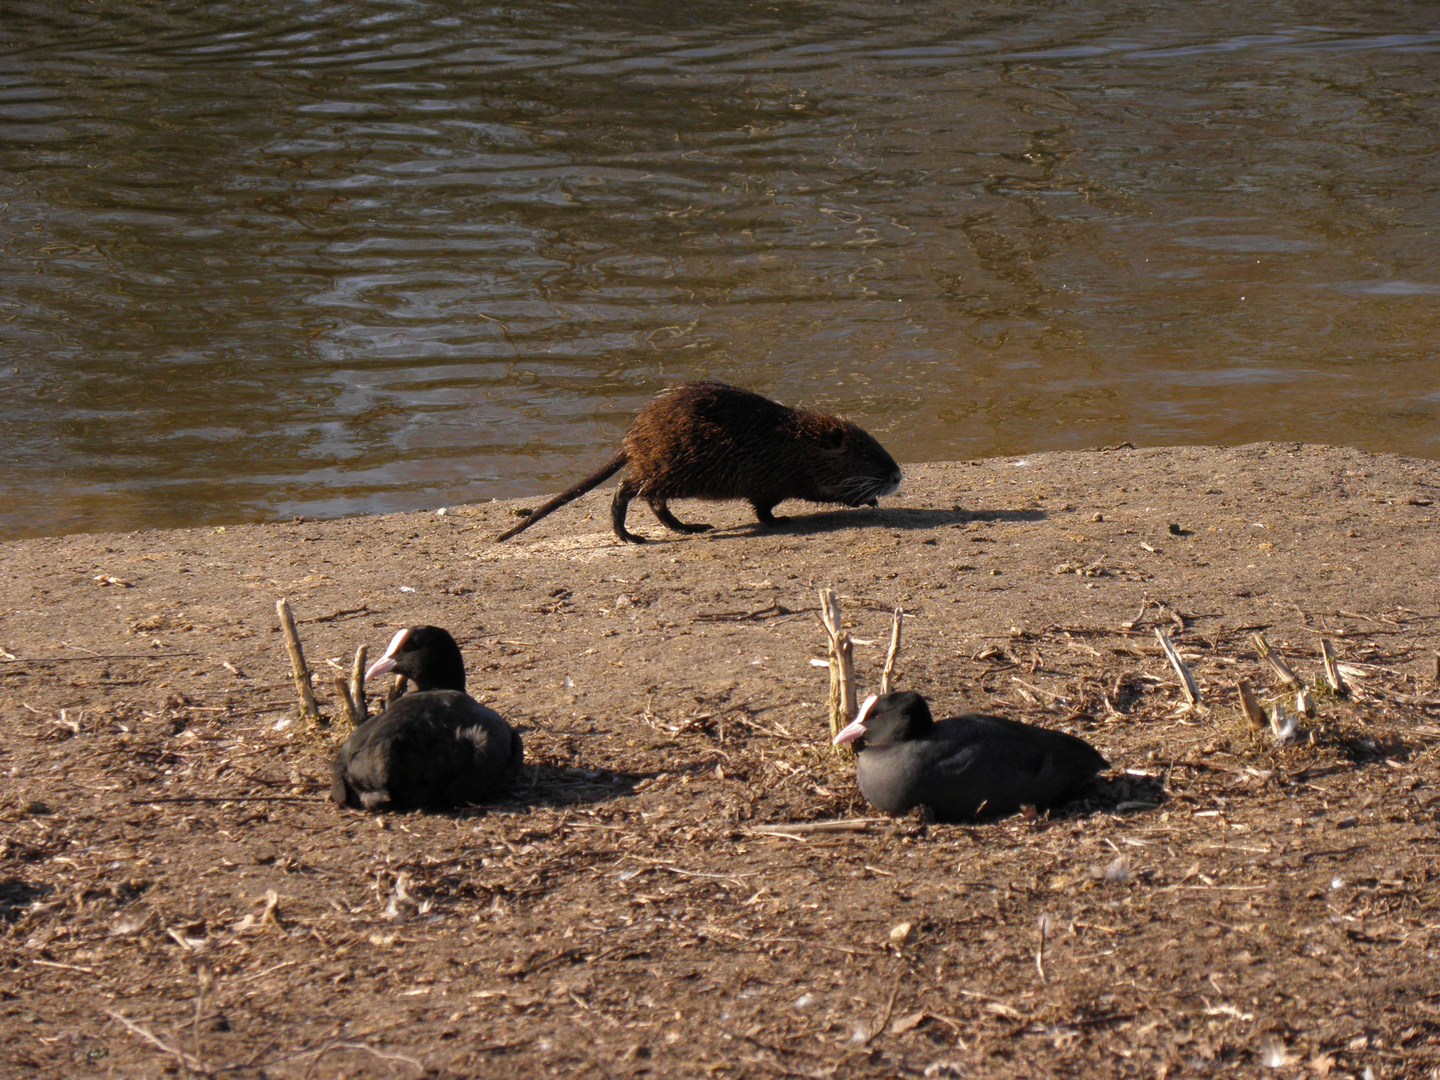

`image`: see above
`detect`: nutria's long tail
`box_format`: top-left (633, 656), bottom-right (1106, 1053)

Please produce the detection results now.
top-left (494, 451), bottom-right (628, 542)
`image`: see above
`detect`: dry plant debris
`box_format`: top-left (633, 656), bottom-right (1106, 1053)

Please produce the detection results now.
top-left (3, 445), bottom-right (1440, 1078)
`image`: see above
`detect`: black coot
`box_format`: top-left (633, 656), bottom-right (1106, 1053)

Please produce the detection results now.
top-left (833, 691), bottom-right (1106, 820)
top-left (331, 626), bottom-right (523, 811)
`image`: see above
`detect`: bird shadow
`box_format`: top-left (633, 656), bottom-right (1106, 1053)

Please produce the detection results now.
top-left (702, 505), bottom-right (1046, 540)
top-left (451, 763), bottom-right (648, 817)
top-left (1069, 771), bottom-right (1170, 819)
top-left (934, 773), bottom-right (1168, 827)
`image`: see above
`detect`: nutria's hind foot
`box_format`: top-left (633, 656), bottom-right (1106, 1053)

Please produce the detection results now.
top-left (610, 480), bottom-right (648, 543)
top-left (650, 500), bottom-right (712, 535)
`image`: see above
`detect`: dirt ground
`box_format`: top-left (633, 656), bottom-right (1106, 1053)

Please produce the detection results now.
top-left (5, 441), bottom-right (1440, 1079)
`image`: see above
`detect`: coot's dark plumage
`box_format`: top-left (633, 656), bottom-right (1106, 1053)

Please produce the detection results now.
top-left (330, 626), bottom-right (523, 812)
top-left (833, 691), bottom-right (1107, 820)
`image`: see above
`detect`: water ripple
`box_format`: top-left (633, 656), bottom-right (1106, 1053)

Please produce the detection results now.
top-left (2, 2), bottom-right (1438, 538)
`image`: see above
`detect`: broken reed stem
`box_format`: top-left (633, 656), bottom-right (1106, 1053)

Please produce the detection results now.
top-left (1154, 629), bottom-right (1202, 707)
top-left (1252, 632), bottom-right (1300, 689)
top-left (879, 607), bottom-right (903, 695)
top-left (387, 674), bottom-right (408, 704)
top-left (817, 587), bottom-right (857, 740)
top-left (1295, 686), bottom-right (1315, 717)
top-left (1035, 915), bottom-right (1049, 983)
top-left (260, 888), bottom-right (285, 933)
top-left (275, 599), bottom-right (320, 720)
top-left (835, 622), bottom-right (855, 728)
top-left (1320, 639), bottom-right (1348, 698)
top-left (822, 646), bottom-right (841, 739)
top-left (1237, 679), bottom-right (1267, 731)
top-left (191, 964), bottom-right (212, 1074)
top-left (748, 818), bottom-right (887, 836)
top-left (349, 644), bottom-right (368, 721)
top-left (332, 675), bottom-right (362, 729)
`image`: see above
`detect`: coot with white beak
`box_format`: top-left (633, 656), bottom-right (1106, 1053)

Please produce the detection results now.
top-left (833, 691), bottom-right (1106, 820)
top-left (331, 626), bottom-right (523, 811)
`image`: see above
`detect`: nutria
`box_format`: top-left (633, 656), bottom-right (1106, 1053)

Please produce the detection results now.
top-left (495, 380), bottom-right (902, 544)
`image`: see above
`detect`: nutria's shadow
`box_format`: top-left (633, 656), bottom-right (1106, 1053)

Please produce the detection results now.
top-left (707, 505), bottom-right (1046, 539)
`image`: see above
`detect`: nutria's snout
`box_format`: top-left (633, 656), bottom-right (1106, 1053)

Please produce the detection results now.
top-left (841, 465), bottom-right (903, 508)
top-left (823, 429), bottom-right (902, 508)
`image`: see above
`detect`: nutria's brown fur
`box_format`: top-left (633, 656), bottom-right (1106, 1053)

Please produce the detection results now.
top-left (495, 381), bottom-right (902, 544)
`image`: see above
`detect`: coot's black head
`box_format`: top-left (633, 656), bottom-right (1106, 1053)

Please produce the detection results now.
top-left (832, 690), bottom-right (934, 750)
top-left (365, 625), bottom-right (466, 692)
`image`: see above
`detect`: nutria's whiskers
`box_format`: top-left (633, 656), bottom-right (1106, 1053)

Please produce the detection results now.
top-left (837, 473), bottom-right (899, 505)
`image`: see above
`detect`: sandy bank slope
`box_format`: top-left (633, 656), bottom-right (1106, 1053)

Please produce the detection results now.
top-left (4, 443), bottom-right (1440, 1078)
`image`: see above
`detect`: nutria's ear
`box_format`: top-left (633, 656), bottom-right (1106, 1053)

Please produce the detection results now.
top-left (820, 426), bottom-right (846, 451)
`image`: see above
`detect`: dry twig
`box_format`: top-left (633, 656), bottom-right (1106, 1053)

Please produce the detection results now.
top-left (1237, 680), bottom-right (1267, 731)
top-left (333, 675), bottom-right (363, 729)
top-left (276, 598), bottom-right (320, 720)
top-left (880, 607), bottom-right (903, 695)
top-left (1321, 639), bottom-right (1348, 698)
top-left (748, 818), bottom-right (888, 836)
top-left (1155, 630), bottom-right (1203, 709)
top-left (387, 674), bottom-right (408, 705)
top-left (106, 1011), bottom-right (207, 1075)
top-left (816, 587), bottom-right (857, 740)
top-left (1036, 914), bottom-right (1051, 983)
top-left (1253, 632), bottom-right (1300, 689)
top-left (349, 643), bottom-right (368, 720)
top-left (863, 969), bottom-right (904, 1047)
top-left (298, 1041), bottom-right (424, 1077)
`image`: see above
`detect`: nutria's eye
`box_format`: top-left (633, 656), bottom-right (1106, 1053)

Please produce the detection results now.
top-left (821, 428), bottom-right (846, 451)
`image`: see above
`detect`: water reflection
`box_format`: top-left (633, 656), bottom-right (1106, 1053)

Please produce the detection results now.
top-left (2, 3), bottom-right (1438, 538)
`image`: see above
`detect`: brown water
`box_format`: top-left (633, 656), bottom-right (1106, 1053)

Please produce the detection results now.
top-left (3, 2), bottom-right (1438, 540)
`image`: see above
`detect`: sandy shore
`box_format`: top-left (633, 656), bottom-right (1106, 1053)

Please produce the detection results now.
top-left (4, 442), bottom-right (1440, 1078)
